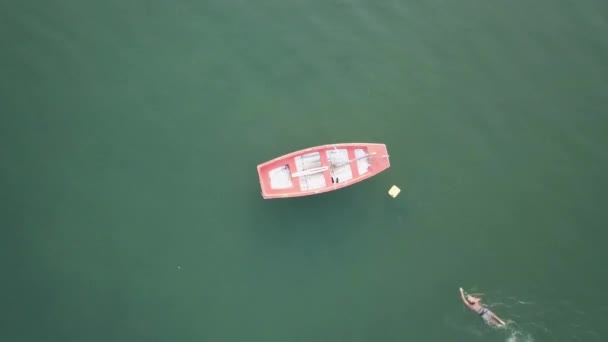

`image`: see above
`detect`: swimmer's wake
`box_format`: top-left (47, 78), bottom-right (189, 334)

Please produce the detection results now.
top-left (505, 328), bottom-right (534, 342)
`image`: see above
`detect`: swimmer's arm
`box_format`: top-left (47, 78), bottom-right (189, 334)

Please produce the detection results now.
top-left (459, 288), bottom-right (471, 306)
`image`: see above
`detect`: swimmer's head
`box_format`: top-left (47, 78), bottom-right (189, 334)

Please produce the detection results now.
top-left (466, 295), bottom-right (479, 303)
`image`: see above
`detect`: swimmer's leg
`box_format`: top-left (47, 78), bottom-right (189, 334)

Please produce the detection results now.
top-left (490, 313), bottom-right (507, 327)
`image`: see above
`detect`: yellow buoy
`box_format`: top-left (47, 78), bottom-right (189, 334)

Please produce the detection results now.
top-left (388, 185), bottom-right (401, 198)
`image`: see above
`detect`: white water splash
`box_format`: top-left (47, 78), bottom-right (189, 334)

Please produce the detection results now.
top-left (505, 329), bottom-right (534, 342)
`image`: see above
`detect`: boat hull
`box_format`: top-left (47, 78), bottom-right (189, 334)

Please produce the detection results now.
top-left (257, 143), bottom-right (390, 199)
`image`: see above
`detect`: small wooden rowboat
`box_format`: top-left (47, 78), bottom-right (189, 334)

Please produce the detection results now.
top-left (257, 143), bottom-right (390, 199)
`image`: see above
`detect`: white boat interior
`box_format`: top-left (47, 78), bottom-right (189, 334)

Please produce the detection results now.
top-left (295, 152), bottom-right (326, 191)
top-left (355, 148), bottom-right (370, 175)
top-left (266, 147), bottom-right (374, 191)
top-left (268, 165), bottom-right (293, 189)
top-left (327, 148), bottom-right (353, 183)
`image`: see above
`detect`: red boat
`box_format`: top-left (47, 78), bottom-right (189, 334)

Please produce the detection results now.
top-left (257, 143), bottom-right (390, 199)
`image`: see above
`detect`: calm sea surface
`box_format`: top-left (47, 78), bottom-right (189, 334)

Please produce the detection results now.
top-left (1, 1), bottom-right (607, 341)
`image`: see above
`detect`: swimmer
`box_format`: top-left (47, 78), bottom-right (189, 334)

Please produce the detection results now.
top-left (459, 287), bottom-right (507, 328)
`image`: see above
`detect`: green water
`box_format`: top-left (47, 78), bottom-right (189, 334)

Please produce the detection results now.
top-left (2, 1), bottom-right (607, 341)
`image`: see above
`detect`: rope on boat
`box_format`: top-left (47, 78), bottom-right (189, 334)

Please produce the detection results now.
top-left (331, 152), bottom-right (378, 169)
top-left (290, 166), bottom-right (328, 178)
top-left (289, 152), bottom-right (389, 177)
